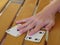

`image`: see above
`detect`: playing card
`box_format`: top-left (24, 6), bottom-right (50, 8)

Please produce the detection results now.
top-left (6, 24), bottom-right (22, 37)
top-left (25, 31), bottom-right (45, 42)
top-left (45, 30), bottom-right (49, 42)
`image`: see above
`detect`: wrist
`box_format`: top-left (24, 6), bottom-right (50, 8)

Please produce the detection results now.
top-left (42, 0), bottom-right (60, 15)
top-left (55, 0), bottom-right (60, 11)
top-left (37, 0), bottom-right (60, 17)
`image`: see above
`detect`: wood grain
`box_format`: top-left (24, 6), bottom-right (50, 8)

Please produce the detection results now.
top-left (2, 0), bottom-right (37, 45)
top-left (47, 13), bottom-right (60, 45)
top-left (0, 0), bottom-right (9, 13)
top-left (0, 3), bottom-right (21, 42)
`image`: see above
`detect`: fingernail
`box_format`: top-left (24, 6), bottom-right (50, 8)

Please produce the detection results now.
top-left (20, 30), bottom-right (24, 35)
top-left (17, 24), bottom-right (22, 29)
top-left (20, 30), bottom-right (22, 33)
top-left (28, 33), bottom-right (33, 36)
top-left (45, 28), bottom-right (50, 31)
top-left (17, 27), bottom-right (20, 30)
top-left (16, 21), bottom-right (19, 24)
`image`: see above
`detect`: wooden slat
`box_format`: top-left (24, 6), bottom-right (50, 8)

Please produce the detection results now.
top-left (2, 0), bottom-right (37, 45)
top-left (0, 0), bottom-right (9, 13)
top-left (47, 13), bottom-right (60, 45)
top-left (0, 3), bottom-right (21, 41)
top-left (37, 0), bottom-right (50, 13)
top-left (24, 0), bottom-right (50, 45)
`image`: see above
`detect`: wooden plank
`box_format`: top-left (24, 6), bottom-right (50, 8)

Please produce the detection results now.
top-left (1, 0), bottom-right (38, 45)
top-left (37, 0), bottom-right (50, 13)
top-left (0, 0), bottom-right (9, 13)
top-left (24, 0), bottom-right (50, 45)
top-left (0, 3), bottom-right (21, 42)
top-left (47, 13), bottom-right (60, 45)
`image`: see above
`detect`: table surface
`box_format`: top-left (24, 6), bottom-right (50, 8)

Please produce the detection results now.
top-left (0, 0), bottom-right (60, 45)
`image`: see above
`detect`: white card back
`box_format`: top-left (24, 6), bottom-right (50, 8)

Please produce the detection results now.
top-left (25, 31), bottom-right (45, 42)
top-left (6, 24), bottom-right (22, 37)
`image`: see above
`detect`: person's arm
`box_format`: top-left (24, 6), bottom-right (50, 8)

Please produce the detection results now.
top-left (16, 0), bottom-right (60, 36)
top-left (39, 0), bottom-right (60, 15)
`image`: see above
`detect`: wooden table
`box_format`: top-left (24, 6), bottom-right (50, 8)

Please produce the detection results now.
top-left (0, 0), bottom-right (60, 45)
top-left (0, 0), bottom-right (9, 13)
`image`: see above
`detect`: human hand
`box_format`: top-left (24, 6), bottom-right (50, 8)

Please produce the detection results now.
top-left (16, 9), bottom-right (55, 36)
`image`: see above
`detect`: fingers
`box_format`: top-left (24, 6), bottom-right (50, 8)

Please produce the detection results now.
top-left (16, 18), bottom-right (30, 24)
top-left (28, 24), bottom-right (43, 36)
top-left (25, 21), bottom-right (36, 30)
top-left (45, 22), bottom-right (55, 31)
top-left (17, 19), bottom-right (33, 30)
top-left (28, 21), bottom-right (53, 36)
top-left (19, 21), bottom-right (36, 34)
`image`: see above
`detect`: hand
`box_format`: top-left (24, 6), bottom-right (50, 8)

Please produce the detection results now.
top-left (16, 10), bottom-right (55, 36)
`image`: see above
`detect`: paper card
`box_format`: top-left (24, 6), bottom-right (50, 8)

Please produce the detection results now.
top-left (25, 31), bottom-right (45, 42)
top-left (6, 24), bottom-right (22, 37)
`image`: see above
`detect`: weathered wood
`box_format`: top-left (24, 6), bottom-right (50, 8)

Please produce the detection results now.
top-left (37, 0), bottom-right (50, 13)
top-left (2, 0), bottom-right (37, 45)
top-left (0, 0), bottom-right (9, 13)
top-left (0, 3), bottom-right (21, 42)
top-left (47, 13), bottom-right (60, 45)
